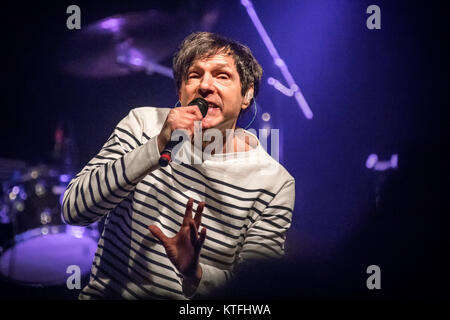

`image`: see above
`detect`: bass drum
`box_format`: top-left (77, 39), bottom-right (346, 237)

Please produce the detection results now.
top-left (0, 165), bottom-right (99, 286)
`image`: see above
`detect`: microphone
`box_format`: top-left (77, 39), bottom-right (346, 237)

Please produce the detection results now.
top-left (159, 97), bottom-right (208, 167)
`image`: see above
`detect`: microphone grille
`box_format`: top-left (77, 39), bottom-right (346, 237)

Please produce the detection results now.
top-left (188, 98), bottom-right (208, 118)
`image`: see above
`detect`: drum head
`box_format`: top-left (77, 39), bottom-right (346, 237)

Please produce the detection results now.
top-left (0, 226), bottom-right (98, 286)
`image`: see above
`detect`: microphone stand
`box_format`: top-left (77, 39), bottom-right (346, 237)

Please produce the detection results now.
top-left (240, 0), bottom-right (313, 120)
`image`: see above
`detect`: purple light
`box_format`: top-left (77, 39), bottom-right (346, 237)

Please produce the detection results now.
top-left (267, 77), bottom-right (294, 97)
top-left (295, 92), bottom-right (313, 119)
top-left (19, 191), bottom-right (27, 200)
top-left (100, 18), bottom-right (122, 32)
top-left (274, 58), bottom-right (285, 67)
top-left (390, 154), bottom-right (398, 168)
top-left (131, 57), bottom-right (143, 66)
top-left (68, 226), bottom-right (84, 239)
top-left (374, 161), bottom-right (391, 171)
top-left (241, 0), bottom-right (313, 119)
top-left (0, 230), bottom-right (98, 285)
top-left (366, 153), bottom-right (399, 171)
top-left (59, 192), bottom-right (64, 207)
top-left (366, 154), bottom-right (378, 169)
top-left (59, 174), bottom-right (71, 183)
top-left (276, 83), bottom-right (294, 96)
top-left (262, 112), bottom-right (271, 122)
top-left (128, 48), bottom-right (145, 66)
top-left (143, 61), bottom-right (174, 79)
top-left (116, 44), bottom-right (173, 78)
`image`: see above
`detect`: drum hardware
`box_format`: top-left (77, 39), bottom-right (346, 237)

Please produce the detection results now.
top-left (0, 165), bottom-right (100, 286)
top-left (0, 3), bottom-right (222, 288)
top-left (60, 8), bottom-right (219, 79)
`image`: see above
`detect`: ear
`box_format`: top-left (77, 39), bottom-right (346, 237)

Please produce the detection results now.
top-left (242, 88), bottom-right (254, 109)
top-left (177, 90), bottom-right (186, 106)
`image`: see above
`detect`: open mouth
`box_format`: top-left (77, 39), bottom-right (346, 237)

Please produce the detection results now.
top-left (207, 102), bottom-right (220, 109)
top-left (206, 101), bottom-right (221, 116)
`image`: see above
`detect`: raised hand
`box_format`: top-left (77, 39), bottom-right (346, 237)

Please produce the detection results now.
top-left (157, 105), bottom-right (204, 153)
top-left (148, 198), bottom-right (207, 280)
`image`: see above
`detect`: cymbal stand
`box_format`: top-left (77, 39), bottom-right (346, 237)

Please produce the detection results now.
top-left (241, 0), bottom-right (313, 119)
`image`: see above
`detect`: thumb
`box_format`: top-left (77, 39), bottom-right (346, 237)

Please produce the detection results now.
top-left (149, 225), bottom-right (169, 244)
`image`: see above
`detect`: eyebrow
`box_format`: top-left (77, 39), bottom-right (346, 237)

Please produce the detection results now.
top-left (188, 62), bottom-right (233, 71)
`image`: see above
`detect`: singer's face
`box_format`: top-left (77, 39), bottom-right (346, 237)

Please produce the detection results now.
top-left (179, 53), bottom-right (250, 130)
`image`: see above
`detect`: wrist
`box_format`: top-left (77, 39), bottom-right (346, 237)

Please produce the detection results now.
top-left (183, 264), bottom-right (203, 289)
top-left (182, 265), bottom-right (203, 298)
top-left (185, 265), bottom-right (202, 284)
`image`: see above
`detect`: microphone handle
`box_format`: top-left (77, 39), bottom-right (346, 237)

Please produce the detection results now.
top-left (159, 136), bottom-right (183, 167)
top-left (158, 98), bottom-right (208, 167)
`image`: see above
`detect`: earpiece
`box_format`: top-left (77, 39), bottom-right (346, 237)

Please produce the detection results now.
top-left (244, 89), bottom-right (254, 105)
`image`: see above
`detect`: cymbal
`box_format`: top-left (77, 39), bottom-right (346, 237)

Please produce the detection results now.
top-left (61, 9), bottom-right (219, 78)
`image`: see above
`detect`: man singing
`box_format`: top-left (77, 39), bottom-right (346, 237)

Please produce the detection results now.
top-left (63, 32), bottom-right (295, 299)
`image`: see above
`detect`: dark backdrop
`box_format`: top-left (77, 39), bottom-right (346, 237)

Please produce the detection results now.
top-left (1, 0), bottom-right (447, 299)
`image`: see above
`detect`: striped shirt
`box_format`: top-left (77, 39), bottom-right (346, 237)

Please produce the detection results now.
top-left (62, 107), bottom-right (295, 299)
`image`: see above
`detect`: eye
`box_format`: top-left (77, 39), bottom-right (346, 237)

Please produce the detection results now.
top-left (188, 73), bottom-right (199, 79)
top-left (217, 73), bottom-right (230, 80)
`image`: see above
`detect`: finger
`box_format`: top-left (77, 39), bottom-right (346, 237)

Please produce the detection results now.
top-left (195, 227), bottom-right (207, 254)
top-left (177, 116), bottom-right (201, 137)
top-left (183, 198), bottom-right (194, 225)
top-left (148, 225), bottom-right (169, 244)
top-left (194, 202), bottom-right (205, 230)
top-left (179, 114), bottom-right (199, 123)
top-left (169, 112), bottom-right (198, 132)
top-left (189, 220), bottom-right (198, 246)
top-left (181, 105), bottom-right (204, 120)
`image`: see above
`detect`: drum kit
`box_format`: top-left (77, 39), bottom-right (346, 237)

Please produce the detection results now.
top-left (61, 8), bottom-right (219, 79)
top-left (0, 164), bottom-right (99, 286)
top-left (0, 5), bottom-right (219, 289)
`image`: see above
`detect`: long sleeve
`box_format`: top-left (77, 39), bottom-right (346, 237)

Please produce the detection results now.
top-left (188, 178), bottom-right (295, 297)
top-left (62, 109), bottom-right (161, 226)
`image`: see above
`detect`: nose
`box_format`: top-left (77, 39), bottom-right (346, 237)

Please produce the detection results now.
top-left (198, 73), bottom-right (215, 96)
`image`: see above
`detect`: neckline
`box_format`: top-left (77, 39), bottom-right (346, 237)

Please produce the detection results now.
top-left (203, 129), bottom-right (261, 162)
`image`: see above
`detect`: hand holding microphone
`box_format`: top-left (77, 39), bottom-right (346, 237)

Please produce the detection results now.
top-left (158, 98), bottom-right (208, 167)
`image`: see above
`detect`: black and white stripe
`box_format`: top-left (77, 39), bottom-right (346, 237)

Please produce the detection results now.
top-left (63, 107), bottom-right (295, 300)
